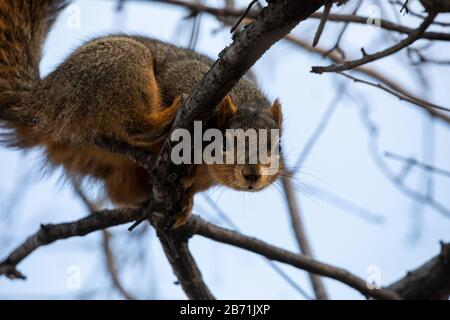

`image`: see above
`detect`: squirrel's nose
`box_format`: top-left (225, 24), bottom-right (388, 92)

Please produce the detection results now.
top-left (242, 172), bottom-right (261, 183)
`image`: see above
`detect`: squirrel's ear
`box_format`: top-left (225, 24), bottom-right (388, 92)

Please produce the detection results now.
top-left (217, 95), bottom-right (238, 128)
top-left (270, 99), bottom-right (282, 128)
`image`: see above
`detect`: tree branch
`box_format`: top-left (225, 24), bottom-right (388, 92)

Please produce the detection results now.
top-left (144, 0), bottom-right (450, 41)
top-left (141, 0), bottom-right (450, 124)
top-left (72, 180), bottom-right (137, 300)
top-left (101, 230), bottom-right (137, 300)
top-left (338, 72), bottom-right (450, 113)
top-left (2, 206), bottom-right (449, 300)
top-left (2, 0), bottom-right (334, 300)
top-left (281, 160), bottom-right (329, 300)
top-left (284, 35), bottom-right (450, 124)
top-left (184, 215), bottom-right (401, 300)
top-left (150, 0), bottom-right (329, 226)
top-left (0, 208), bottom-right (144, 279)
top-left (311, 12), bottom-right (438, 74)
top-left (2, 0), bottom-right (448, 301)
top-left (312, 0), bottom-right (333, 47)
top-left (155, 229), bottom-right (215, 299)
top-left (0, 210), bottom-right (395, 299)
top-left (388, 242), bottom-right (450, 299)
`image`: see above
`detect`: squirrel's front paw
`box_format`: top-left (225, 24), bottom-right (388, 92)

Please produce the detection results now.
top-left (171, 195), bottom-right (193, 229)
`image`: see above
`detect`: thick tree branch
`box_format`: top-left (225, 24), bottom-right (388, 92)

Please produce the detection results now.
top-left (155, 229), bottom-right (215, 299)
top-left (145, 0), bottom-right (335, 298)
top-left (420, 0), bottom-right (450, 12)
top-left (388, 242), bottom-right (450, 299)
top-left (142, 0), bottom-right (450, 124)
top-left (151, 0), bottom-right (330, 224)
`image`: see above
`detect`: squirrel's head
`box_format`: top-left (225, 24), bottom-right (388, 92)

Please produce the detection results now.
top-left (209, 95), bottom-right (283, 192)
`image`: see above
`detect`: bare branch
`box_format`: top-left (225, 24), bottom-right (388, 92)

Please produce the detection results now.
top-left (313, 12), bottom-right (450, 41)
top-left (3, 206), bottom-right (449, 300)
top-left (201, 194), bottom-right (313, 299)
top-left (322, 0), bottom-right (363, 58)
top-left (388, 242), bottom-right (450, 299)
top-left (102, 230), bottom-right (137, 300)
top-left (284, 35), bottom-right (450, 123)
top-left (145, 0), bottom-right (450, 41)
top-left (281, 170), bottom-right (329, 300)
top-left (278, 85), bottom-right (348, 300)
top-left (0, 208), bottom-right (144, 279)
top-left (150, 0), bottom-right (330, 226)
top-left (312, 0), bottom-right (333, 47)
top-left (155, 228), bottom-right (215, 300)
top-left (311, 13), bottom-right (438, 74)
top-left (142, 0), bottom-right (450, 124)
top-left (385, 151), bottom-right (450, 179)
top-left (338, 72), bottom-right (450, 113)
top-left (185, 215), bottom-right (401, 300)
top-left (230, 0), bottom-right (260, 34)
top-left (72, 181), bottom-right (137, 300)
top-left (355, 99), bottom-right (450, 219)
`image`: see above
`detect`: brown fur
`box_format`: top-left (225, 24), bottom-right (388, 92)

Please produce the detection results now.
top-left (0, 1), bottom-right (284, 223)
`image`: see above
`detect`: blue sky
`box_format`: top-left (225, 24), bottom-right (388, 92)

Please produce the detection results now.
top-left (0, 0), bottom-right (449, 299)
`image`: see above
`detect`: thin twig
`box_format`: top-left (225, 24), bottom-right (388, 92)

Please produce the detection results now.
top-left (102, 230), bottom-right (137, 300)
top-left (323, 0), bottom-right (363, 58)
top-left (284, 35), bottom-right (450, 123)
top-left (385, 151), bottom-right (450, 179)
top-left (313, 0), bottom-right (333, 47)
top-left (339, 72), bottom-right (450, 113)
top-left (230, 0), bottom-right (259, 33)
top-left (281, 169), bottom-right (329, 300)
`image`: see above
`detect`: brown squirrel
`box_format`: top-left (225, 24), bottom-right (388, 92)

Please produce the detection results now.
top-left (0, 0), bottom-right (282, 227)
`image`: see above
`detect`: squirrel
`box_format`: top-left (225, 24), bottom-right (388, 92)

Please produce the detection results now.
top-left (0, 0), bottom-right (283, 227)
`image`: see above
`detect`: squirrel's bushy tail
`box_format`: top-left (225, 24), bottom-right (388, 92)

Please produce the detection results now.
top-left (0, 0), bottom-right (68, 146)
